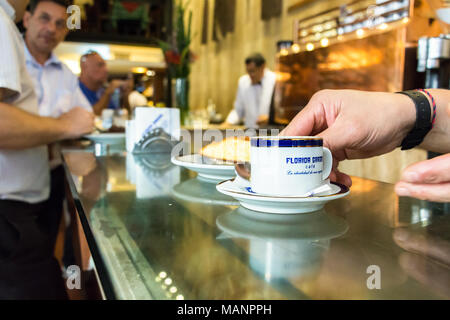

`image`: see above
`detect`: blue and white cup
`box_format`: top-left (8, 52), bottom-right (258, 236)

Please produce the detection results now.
top-left (237, 136), bottom-right (332, 197)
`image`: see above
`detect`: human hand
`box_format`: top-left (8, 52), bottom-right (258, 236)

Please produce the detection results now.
top-left (58, 107), bottom-right (95, 139)
top-left (395, 153), bottom-right (450, 202)
top-left (393, 227), bottom-right (450, 298)
top-left (281, 89), bottom-right (416, 186)
top-left (105, 80), bottom-right (124, 95)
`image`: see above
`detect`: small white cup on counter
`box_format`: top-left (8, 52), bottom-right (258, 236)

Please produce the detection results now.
top-left (236, 136), bottom-right (333, 197)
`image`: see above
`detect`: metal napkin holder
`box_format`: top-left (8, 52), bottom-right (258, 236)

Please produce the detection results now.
top-left (132, 127), bottom-right (181, 155)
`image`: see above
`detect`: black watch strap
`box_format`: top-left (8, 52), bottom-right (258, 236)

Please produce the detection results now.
top-left (397, 90), bottom-right (432, 150)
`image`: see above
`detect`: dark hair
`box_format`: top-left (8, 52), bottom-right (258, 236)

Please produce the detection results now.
top-left (29, 0), bottom-right (73, 14)
top-left (245, 53), bottom-right (266, 67)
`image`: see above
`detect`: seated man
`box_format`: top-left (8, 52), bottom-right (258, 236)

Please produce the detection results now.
top-left (78, 50), bottom-right (130, 114)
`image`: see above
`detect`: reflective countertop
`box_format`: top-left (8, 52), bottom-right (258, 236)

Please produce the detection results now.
top-left (62, 147), bottom-right (450, 300)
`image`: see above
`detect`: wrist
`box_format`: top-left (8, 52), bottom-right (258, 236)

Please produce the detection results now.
top-left (396, 90), bottom-right (434, 150)
top-left (105, 87), bottom-right (114, 96)
top-left (54, 117), bottom-right (72, 140)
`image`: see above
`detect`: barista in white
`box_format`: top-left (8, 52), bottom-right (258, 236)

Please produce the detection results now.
top-left (223, 53), bottom-right (276, 129)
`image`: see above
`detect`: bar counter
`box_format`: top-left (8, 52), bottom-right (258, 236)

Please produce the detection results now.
top-left (62, 144), bottom-right (450, 300)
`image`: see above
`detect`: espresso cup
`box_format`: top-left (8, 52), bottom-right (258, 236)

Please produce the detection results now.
top-left (236, 136), bottom-right (332, 197)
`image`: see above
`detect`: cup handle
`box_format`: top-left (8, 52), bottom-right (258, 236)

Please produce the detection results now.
top-left (322, 147), bottom-right (332, 180)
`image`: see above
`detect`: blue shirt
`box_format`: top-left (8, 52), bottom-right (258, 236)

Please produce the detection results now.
top-left (79, 80), bottom-right (119, 110)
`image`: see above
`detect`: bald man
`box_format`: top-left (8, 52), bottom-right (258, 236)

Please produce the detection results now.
top-left (78, 51), bottom-right (130, 115)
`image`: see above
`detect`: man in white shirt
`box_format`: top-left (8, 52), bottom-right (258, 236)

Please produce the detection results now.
top-left (0, 0), bottom-right (94, 299)
top-left (23, 0), bottom-right (93, 257)
top-left (24, 0), bottom-right (92, 117)
top-left (223, 53), bottom-right (276, 128)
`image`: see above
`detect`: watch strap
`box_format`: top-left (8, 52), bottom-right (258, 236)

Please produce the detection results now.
top-left (397, 90), bottom-right (432, 150)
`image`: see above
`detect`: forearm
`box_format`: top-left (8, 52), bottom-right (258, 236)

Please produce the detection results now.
top-left (92, 91), bottom-right (112, 115)
top-left (419, 89), bottom-right (450, 153)
top-left (0, 102), bottom-right (66, 149)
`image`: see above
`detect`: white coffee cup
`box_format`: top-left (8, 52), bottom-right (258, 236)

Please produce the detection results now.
top-left (236, 136), bottom-right (332, 197)
top-left (101, 109), bottom-right (114, 129)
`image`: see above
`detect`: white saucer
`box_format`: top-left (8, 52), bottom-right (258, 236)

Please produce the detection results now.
top-left (216, 179), bottom-right (350, 214)
top-left (171, 178), bottom-right (239, 206)
top-left (84, 133), bottom-right (125, 145)
top-left (171, 154), bottom-right (236, 181)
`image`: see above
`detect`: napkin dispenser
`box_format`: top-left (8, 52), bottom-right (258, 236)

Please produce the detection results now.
top-left (127, 107), bottom-right (181, 154)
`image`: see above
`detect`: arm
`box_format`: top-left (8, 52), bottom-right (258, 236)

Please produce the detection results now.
top-left (92, 88), bottom-right (113, 116)
top-left (91, 80), bottom-right (124, 115)
top-left (0, 90), bottom-right (95, 150)
top-left (0, 100), bottom-right (68, 149)
top-left (418, 89), bottom-right (450, 154)
top-left (222, 82), bottom-right (245, 126)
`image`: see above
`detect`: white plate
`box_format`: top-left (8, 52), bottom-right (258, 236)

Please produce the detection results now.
top-left (171, 154), bottom-right (236, 181)
top-left (84, 133), bottom-right (125, 145)
top-left (216, 179), bottom-right (350, 214)
top-left (172, 178), bottom-right (239, 206)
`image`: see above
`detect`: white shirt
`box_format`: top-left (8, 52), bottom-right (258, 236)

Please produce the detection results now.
top-left (226, 69), bottom-right (276, 128)
top-left (24, 43), bottom-right (93, 168)
top-left (128, 90), bottom-right (148, 109)
top-left (0, 0), bottom-right (50, 203)
top-left (24, 45), bottom-right (92, 118)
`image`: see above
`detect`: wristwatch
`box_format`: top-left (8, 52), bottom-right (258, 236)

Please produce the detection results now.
top-left (397, 90), bottom-right (432, 150)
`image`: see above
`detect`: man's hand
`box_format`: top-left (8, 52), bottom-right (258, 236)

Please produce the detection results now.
top-left (395, 153), bottom-right (450, 202)
top-left (105, 80), bottom-right (124, 96)
top-left (281, 89), bottom-right (416, 186)
top-left (58, 107), bottom-right (95, 139)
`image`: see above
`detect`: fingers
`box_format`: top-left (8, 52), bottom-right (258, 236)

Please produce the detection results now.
top-left (280, 105), bottom-right (318, 136)
top-left (336, 170), bottom-right (352, 187)
top-left (395, 181), bottom-right (450, 202)
top-left (281, 90), bottom-right (337, 136)
top-left (328, 168), bottom-right (352, 187)
top-left (400, 154), bottom-right (450, 184)
top-left (319, 125), bottom-right (354, 160)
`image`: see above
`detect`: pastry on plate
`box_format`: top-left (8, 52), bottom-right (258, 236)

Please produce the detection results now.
top-left (200, 136), bottom-right (250, 163)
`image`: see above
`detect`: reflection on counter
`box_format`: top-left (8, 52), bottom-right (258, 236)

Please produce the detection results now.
top-left (126, 153), bottom-right (180, 199)
top-left (217, 208), bottom-right (348, 282)
top-left (172, 178), bottom-right (239, 207)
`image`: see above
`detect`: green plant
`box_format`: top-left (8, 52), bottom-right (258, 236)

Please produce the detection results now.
top-left (158, 0), bottom-right (195, 79)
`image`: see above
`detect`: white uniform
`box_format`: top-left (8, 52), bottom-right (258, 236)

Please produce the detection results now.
top-left (226, 69), bottom-right (276, 128)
